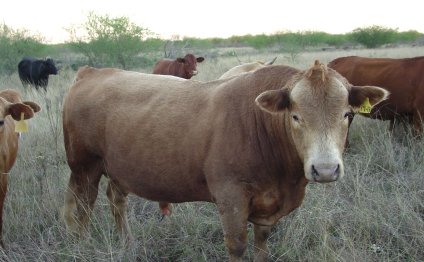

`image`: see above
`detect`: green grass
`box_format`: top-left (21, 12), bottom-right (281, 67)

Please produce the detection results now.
top-left (0, 46), bottom-right (423, 261)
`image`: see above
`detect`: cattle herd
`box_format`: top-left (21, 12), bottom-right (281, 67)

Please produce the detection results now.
top-left (0, 53), bottom-right (423, 261)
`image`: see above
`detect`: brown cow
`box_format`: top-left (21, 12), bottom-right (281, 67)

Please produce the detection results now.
top-left (0, 89), bottom-right (40, 247)
top-left (152, 53), bottom-right (205, 79)
top-left (62, 61), bottom-right (387, 261)
top-left (328, 56), bottom-right (424, 136)
top-left (219, 57), bottom-right (277, 79)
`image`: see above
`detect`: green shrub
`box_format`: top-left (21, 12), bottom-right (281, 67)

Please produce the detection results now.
top-left (0, 23), bottom-right (45, 75)
top-left (67, 12), bottom-right (155, 69)
top-left (349, 25), bottom-right (398, 48)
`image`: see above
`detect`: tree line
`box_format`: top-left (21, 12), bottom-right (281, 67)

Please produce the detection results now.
top-left (0, 12), bottom-right (422, 75)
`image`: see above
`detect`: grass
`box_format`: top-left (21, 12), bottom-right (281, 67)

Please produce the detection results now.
top-left (0, 46), bottom-right (423, 261)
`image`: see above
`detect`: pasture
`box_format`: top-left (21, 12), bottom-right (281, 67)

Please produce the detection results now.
top-left (0, 46), bottom-right (423, 261)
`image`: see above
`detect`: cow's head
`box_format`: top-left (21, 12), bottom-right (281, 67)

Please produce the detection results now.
top-left (176, 54), bottom-right (204, 78)
top-left (0, 96), bottom-right (41, 132)
top-left (43, 58), bottom-right (58, 75)
top-left (255, 60), bottom-right (388, 183)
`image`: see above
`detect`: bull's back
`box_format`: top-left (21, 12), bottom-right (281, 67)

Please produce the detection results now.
top-left (63, 67), bottom-right (218, 201)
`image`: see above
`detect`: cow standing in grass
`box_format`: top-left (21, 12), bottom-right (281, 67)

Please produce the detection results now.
top-left (153, 54), bottom-right (204, 79)
top-left (18, 57), bottom-right (58, 91)
top-left (62, 61), bottom-right (387, 261)
top-left (0, 89), bottom-right (40, 247)
top-left (329, 56), bottom-right (424, 136)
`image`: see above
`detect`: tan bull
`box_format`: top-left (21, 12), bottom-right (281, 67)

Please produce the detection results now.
top-left (62, 61), bottom-right (387, 261)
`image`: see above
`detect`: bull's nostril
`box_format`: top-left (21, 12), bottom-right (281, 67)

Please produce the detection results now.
top-left (312, 165), bottom-right (319, 177)
top-left (335, 164), bottom-right (340, 175)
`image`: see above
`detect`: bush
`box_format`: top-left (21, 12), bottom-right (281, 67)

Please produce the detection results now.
top-left (67, 12), bottom-right (155, 69)
top-left (0, 23), bottom-right (45, 75)
top-left (349, 25), bottom-right (398, 48)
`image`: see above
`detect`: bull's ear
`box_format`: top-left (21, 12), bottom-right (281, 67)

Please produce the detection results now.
top-left (197, 57), bottom-right (205, 63)
top-left (255, 89), bottom-right (290, 114)
top-left (176, 58), bottom-right (185, 63)
top-left (23, 101), bottom-right (41, 113)
top-left (7, 103), bottom-right (35, 121)
top-left (349, 85), bottom-right (389, 109)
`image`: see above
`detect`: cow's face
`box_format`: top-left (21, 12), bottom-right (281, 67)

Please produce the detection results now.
top-left (256, 61), bottom-right (388, 183)
top-left (44, 58), bottom-right (58, 75)
top-left (177, 54), bottom-right (204, 78)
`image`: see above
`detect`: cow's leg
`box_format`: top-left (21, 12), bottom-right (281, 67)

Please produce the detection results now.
top-left (0, 173), bottom-right (8, 248)
top-left (215, 188), bottom-right (250, 262)
top-left (106, 180), bottom-right (133, 244)
top-left (253, 224), bottom-right (272, 262)
top-left (412, 108), bottom-right (423, 138)
top-left (63, 164), bottom-right (102, 237)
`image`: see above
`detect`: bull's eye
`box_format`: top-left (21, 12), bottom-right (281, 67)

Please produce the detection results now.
top-left (292, 114), bottom-right (300, 122)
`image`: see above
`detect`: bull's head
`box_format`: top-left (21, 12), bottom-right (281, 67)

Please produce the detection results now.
top-left (255, 60), bottom-right (388, 183)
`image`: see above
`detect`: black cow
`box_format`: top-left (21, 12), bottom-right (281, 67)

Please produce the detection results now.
top-left (18, 57), bottom-right (58, 90)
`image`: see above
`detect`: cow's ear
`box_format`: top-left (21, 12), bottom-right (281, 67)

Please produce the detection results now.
top-left (196, 57), bottom-right (205, 63)
top-left (23, 101), bottom-right (41, 113)
top-left (255, 89), bottom-right (290, 114)
top-left (349, 85), bottom-right (389, 109)
top-left (177, 58), bottom-right (185, 63)
top-left (7, 103), bottom-right (35, 121)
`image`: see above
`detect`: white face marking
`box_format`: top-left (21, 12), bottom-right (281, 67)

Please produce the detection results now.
top-left (289, 78), bottom-right (350, 182)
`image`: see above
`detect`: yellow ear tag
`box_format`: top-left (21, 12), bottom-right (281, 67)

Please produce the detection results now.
top-left (359, 97), bottom-right (372, 114)
top-left (15, 112), bottom-right (29, 133)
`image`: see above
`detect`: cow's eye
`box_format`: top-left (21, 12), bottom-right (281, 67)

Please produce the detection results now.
top-left (0, 120), bottom-right (4, 126)
top-left (292, 114), bottom-right (300, 122)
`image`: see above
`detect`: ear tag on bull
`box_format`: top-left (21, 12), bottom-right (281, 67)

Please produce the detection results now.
top-left (15, 112), bottom-right (29, 133)
top-left (359, 97), bottom-right (372, 114)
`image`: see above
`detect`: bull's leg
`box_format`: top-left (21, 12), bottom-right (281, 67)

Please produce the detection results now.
top-left (215, 190), bottom-right (250, 262)
top-left (63, 167), bottom-right (102, 237)
top-left (106, 180), bottom-right (133, 244)
top-left (253, 224), bottom-right (272, 262)
top-left (412, 109), bottom-right (423, 138)
top-left (0, 173), bottom-right (8, 248)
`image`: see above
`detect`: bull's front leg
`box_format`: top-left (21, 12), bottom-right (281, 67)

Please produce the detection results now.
top-left (253, 224), bottom-right (272, 262)
top-left (215, 187), bottom-right (250, 262)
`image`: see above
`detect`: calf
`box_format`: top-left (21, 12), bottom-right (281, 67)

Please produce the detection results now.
top-left (153, 54), bottom-right (204, 79)
top-left (0, 89), bottom-right (40, 246)
top-left (18, 57), bottom-right (58, 91)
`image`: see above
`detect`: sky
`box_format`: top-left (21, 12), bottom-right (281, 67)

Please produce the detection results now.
top-left (1, 0), bottom-right (423, 44)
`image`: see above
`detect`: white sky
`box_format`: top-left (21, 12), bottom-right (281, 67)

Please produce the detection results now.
top-left (1, 0), bottom-right (423, 44)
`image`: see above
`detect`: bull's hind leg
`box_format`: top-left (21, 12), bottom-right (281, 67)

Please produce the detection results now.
top-left (63, 164), bottom-right (103, 237)
top-left (106, 180), bottom-right (133, 244)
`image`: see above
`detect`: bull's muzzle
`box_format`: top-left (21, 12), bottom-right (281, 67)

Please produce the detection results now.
top-left (311, 163), bottom-right (340, 183)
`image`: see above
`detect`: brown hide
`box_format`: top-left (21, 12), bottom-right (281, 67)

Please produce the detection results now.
top-left (0, 89), bottom-right (40, 247)
top-left (62, 64), bottom-right (387, 261)
top-left (329, 56), bottom-right (424, 135)
top-left (152, 53), bottom-right (205, 79)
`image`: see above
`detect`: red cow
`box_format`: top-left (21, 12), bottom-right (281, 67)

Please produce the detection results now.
top-left (153, 54), bottom-right (204, 79)
top-left (0, 89), bottom-right (40, 247)
top-left (328, 56), bottom-right (424, 136)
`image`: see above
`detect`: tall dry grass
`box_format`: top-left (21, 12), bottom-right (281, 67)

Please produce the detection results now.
top-left (0, 46), bottom-right (423, 261)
